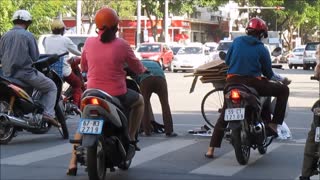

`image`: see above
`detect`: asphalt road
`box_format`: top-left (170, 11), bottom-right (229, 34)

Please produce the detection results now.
top-left (1, 64), bottom-right (319, 180)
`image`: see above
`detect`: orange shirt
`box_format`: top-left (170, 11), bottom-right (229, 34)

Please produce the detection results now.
top-left (81, 34), bottom-right (146, 96)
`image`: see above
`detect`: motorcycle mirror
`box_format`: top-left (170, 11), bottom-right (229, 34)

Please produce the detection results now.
top-left (271, 47), bottom-right (282, 57)
top-left (219, 51), bottom-right (226, 60)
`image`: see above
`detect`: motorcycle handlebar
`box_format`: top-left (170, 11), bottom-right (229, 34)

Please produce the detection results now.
top-left (35, 52), bottom-right (69, 65)
top-left (271, 64), bottom-right (283, 69)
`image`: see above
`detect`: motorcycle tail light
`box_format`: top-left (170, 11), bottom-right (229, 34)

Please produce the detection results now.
top-left (81, 97), bottom-right (110, 113)
top-left (230, 89), bottom-right (241, 104)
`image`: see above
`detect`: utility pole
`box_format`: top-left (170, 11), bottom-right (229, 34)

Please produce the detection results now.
top-left (76, 0), bottom-right (81, 34)
top-left (136, 0), bottom-right (141, 47)
top-left (164, 0), bottom-right (169, 43)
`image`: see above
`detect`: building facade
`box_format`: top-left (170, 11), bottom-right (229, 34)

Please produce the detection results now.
top-left (63, 6), bottom-right (230, 47)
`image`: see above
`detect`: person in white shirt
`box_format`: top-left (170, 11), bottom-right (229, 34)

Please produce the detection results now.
top-left (44, 19), bottom-right (83, 107)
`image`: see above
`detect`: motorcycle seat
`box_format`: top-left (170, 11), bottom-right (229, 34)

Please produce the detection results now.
top-left (82, 89), bottom-right (124, 109)
top-left (224, 83), bottom-right (259, 97)
top-left (0, 75), bottom-right (31, 88)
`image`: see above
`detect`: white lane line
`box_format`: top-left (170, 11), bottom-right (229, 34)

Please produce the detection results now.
top-left (131, 139), bottom-right (197, 168)
top-left (0, 143), bottom-right (72, 165)
top-left (190, 143), bottom-right (281, 176)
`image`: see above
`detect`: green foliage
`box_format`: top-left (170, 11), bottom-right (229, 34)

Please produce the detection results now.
top-left (0, 0), bottom-right (75, 37)
top-left (80, 0), bottom-right (136, 34)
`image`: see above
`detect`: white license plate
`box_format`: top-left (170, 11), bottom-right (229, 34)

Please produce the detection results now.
top-left (78, 119), bottom-right (104, 134)
top-left (224, 108), bottom-right (245, 121)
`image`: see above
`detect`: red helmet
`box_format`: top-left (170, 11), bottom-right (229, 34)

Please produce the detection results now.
top-left (246, 17), bottom-right (268, 38)
top-left (95, 7), bottom-right (119, 30)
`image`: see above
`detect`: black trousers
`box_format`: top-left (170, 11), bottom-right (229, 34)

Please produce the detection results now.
top-left (140, 76), bottom-right (173, 134)
top-left (209, 76), bottom-right (289, 147)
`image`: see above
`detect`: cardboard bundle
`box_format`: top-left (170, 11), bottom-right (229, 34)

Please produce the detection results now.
top-left (185, 60), bottom-right (228, 93)
top-left (194, 60), bottom-right (228, 83)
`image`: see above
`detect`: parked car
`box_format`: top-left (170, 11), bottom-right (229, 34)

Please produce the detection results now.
top-left (135, 42), bottom-right (174, 70)
top-left (38, 34), bottom-right (94, 55)
top-left (303, 42), bottom-right (320, 70)
top-left (287, 46), bottom-right (305, 69)
top-left (171, 44), bottom-right (211, 72)
top-left (204, 42), bottom-right (218, 60)
top-left (211, 40), bottom-right (233, 60)
top-left (169, 43), bottom-right (184, 55)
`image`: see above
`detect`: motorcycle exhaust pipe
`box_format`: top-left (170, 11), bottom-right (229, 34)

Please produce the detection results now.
top-left (0, 114), bottom-right (35, 129)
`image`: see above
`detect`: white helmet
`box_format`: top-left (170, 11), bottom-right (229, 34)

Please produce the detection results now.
top-left (12, 10), bottom-right (32, 22)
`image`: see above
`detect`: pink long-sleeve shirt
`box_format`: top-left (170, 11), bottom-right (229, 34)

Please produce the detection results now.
top-left (81, 34), bottom-right (146, 96)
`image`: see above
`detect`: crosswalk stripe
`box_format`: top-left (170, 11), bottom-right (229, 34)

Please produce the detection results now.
top-left (131, 139), bottom-right (197, 168)
top-left (0, 143), bottom-right (72, 166)
top-left (190, 143), bottom-right (282, 176)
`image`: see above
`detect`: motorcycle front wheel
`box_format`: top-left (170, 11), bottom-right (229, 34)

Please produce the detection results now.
top-left (87, 137), bottom-right (106, 180)
top-left (231, 126), bottom-right (250, 165)
top-left (55, 100), bottom-right (69, 139)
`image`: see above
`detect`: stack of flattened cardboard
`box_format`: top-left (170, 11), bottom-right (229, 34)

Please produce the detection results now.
top-left (185, 60), bottom-right (228, 93)
top-left (195, 60), bottom-right (228, 83)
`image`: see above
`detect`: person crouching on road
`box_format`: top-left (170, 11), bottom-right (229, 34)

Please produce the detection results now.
top-left (136, 60), bottom-right (177, 137)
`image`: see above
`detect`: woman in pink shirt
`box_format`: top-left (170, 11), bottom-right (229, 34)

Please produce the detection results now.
top-left (67, 7), bottom-right (147, 176)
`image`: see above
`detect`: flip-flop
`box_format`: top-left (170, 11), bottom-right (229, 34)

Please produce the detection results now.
top-left (266, 126), bottom-right (279, 138)
top-left (204, 153), bottom-right (214, 159)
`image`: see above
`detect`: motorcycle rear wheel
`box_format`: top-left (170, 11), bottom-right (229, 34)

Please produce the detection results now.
top-left (231, 127), bottom-right (250, 165)
top-left (0, 125), bottom-right (15, 144)
top-left (0, 101), bottom-right (15, 144)
top-left (258, 146), bottom-right (267, 154)
top-left (87, 138), bottom-right (106, 180)
top-left (118, 159), bottom-right (132, 170)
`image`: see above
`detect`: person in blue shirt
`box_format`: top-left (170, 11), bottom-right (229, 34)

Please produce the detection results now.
top-left (205, 17), bottom-right (290, 158)
top-left (136, 59), bottom-right (177, 137)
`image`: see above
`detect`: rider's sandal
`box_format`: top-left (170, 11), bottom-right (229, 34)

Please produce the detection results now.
top-left (130, 140), bottom-right (141, 151)
top-left (66, 145), bottom-right (79, 176)
top-left (266, 125), bottom-right (279, 138)
top-left (66, 168), bottom-right (77, 176)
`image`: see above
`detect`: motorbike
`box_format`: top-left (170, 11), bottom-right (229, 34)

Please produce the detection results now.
top-left (0, 52), bottom-right (69, 144)
top-left (62, 56), bottom-right (85, 116)
top-left (304, 76), bottom-right (320, 178)
top-left (70, 76), bottom-right (139, 180)
top-left (219, 50), bottom-right (289, 165)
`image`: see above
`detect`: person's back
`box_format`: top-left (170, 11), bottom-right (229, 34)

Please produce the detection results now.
top-left (0, 25), bottom-right (38, 78)
top-left (226, 35), bottom-right (273, 79)
top-left (136, 60), bottom-right (165, 83)
top-left (82, 37), bottom-right (144, 96)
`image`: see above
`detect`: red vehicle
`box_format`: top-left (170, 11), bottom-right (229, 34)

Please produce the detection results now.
top-left (135, 42), bottom-right (174, 70)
